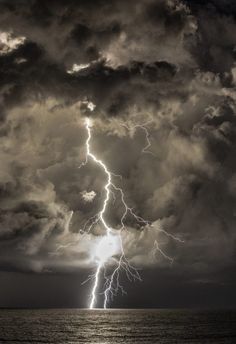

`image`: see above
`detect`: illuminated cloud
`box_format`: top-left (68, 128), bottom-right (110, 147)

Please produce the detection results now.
top-left (82, 100), bottom-right (96, 112)
top-left (0, 31), bottom-right (25, 55)
top-left (81, 190), bottom-right (96, 203)
top-left (67, 63), bottom-right (90, 74)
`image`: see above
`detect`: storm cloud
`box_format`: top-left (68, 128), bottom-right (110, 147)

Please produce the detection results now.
top-left (0, 0), bottom-right (236, 307)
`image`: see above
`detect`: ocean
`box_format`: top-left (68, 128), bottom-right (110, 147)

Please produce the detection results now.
top-left (0, 309), bottom-right (235, 343)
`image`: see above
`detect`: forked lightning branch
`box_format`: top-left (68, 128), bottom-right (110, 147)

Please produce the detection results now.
top-left (79, 117), bottom-right (183, 309)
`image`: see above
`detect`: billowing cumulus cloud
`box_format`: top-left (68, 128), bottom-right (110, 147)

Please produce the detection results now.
top-left (0, 0), bottom-right (236, 301)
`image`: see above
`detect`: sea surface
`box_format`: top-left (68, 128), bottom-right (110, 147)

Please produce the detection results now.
top-left (0, 309), bottom-right (235, 344)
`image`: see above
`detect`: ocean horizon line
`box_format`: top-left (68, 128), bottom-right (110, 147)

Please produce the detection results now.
top-left (1, 307), bottom-right (235, 311)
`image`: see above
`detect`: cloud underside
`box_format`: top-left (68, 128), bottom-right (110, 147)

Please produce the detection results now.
top-left (0, 0), bottom-right (235, 287)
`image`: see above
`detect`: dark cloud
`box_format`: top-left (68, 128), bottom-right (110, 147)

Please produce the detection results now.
top-left (0, 0), bottom-right (236, 307)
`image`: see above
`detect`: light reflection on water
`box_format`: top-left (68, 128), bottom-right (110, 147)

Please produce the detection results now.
top-left (0, 308), bottom-right (235, 343)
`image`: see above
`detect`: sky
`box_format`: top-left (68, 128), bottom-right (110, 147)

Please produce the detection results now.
top-left (0, 0), bottom-right (236, 309)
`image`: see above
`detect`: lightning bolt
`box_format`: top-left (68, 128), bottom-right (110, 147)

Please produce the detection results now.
top-left (121, 120), bottom-right (156, 156)
top-left (79, 117), bottom-right (183, 309)
top-left (90, 262), bottom-right (102, 309)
